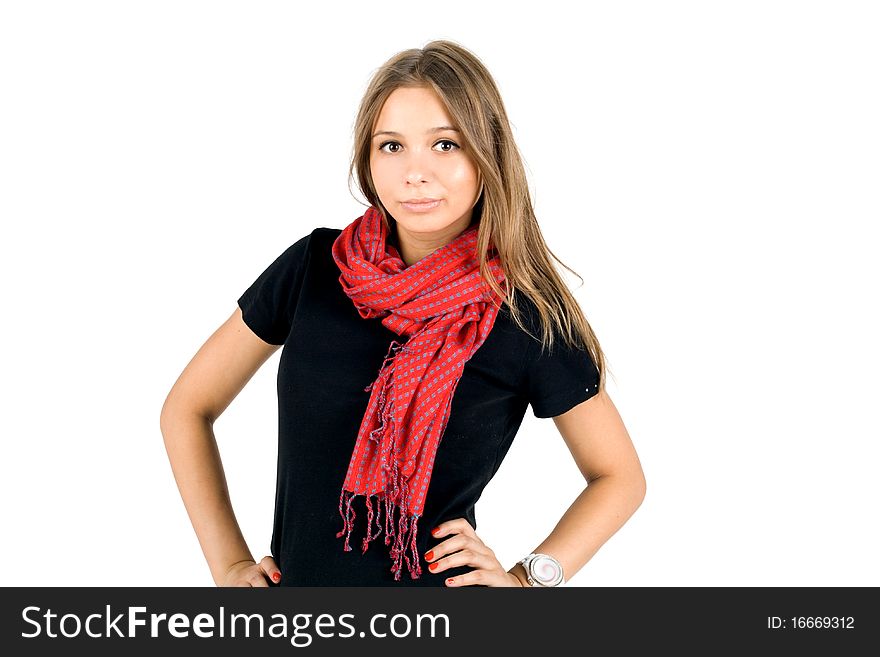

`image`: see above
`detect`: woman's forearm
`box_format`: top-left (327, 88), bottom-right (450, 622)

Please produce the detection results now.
top-left (160, 408), bottom-right (254, 585)
top-left (508, 474), bottom-right (646, 586)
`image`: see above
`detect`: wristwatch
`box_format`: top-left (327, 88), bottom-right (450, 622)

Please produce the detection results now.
top-left (519, 553), bottom-right (565, 587)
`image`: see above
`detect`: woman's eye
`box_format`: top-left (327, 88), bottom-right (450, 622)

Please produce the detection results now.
top-left (435, 139), bottom-right (459, 152)
top-left (377, 140), bottom-right (460, 153)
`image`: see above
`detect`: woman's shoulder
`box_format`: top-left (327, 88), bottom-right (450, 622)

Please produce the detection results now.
top-left (301, 226), bottom-right (342, 245)
top-left (283, 226), bottom-right (341, 262)
top-left (499, 290), bottom-right (543, 335)
top-left (312, 226), bottom-right (342, 238)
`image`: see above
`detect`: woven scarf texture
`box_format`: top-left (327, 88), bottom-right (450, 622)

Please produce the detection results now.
top-left (331, 205), bottom-right (507, 580)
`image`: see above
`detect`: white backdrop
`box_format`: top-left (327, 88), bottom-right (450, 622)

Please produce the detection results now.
top-left (1, 0), bottom-right (877, 587)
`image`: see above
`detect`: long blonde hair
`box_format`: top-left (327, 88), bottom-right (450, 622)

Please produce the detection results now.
top-left (348, 39), bottom-right (607, 391)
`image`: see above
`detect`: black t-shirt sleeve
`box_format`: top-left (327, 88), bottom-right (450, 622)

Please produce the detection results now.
top-left (524, 325), bottom-right (601, 419)
top-left (236, 231), bottom-right (313, 345)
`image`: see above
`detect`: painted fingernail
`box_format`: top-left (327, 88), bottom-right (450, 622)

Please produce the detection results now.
top-left (429, 562), bottom-right (438, 571)
top-left (446, 578), bottom-right (454, 585)
top-left (425, 550), bottom-right (434, 561)
top-left (272, 573), bottom-right (280, 581)
top-left (431, 527), bottom-right (440, 535)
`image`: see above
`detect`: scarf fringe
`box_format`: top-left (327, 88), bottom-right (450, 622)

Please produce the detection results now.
top-left (335, 488), bottom-right (423, 581)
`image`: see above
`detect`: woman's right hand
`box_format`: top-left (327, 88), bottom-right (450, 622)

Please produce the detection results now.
top-left (220, 556), bottom-right (282, 587)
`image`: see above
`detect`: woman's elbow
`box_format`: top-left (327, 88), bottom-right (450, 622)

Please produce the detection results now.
top-left (634, 471), bottom-right (647, 508)
top-left (622, 461), bottom-right (647, 516)
top-left (159, 392), bottom-right (207, 437)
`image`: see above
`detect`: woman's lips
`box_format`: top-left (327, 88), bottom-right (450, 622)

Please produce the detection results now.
top-left (401, 199), bottom-right (442, 212)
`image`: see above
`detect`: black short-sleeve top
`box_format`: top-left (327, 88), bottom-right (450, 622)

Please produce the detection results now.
top-left (236, 227), bottom-right (600, 586)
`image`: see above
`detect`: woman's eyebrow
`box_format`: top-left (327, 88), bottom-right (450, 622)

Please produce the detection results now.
top-left (372, 126), bottom-right (460, 139)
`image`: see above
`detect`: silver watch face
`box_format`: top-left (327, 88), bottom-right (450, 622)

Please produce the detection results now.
top-left (531, 555), bottom-right (562, 585)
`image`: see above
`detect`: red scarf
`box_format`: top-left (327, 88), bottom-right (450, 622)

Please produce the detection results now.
top-left (331, 205), bottom-right (507, 580)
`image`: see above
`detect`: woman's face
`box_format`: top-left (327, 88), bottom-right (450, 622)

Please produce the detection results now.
top-left (369, 85), bottom-right (482, 242)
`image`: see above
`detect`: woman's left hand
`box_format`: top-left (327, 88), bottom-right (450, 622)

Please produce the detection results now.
top-left (425, 518), bottom-right (523, 587)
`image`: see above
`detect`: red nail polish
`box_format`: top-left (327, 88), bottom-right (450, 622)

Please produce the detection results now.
top-left (425, 550), bottom-right (434, 560)
top-left (429, 562), bottom-right (438, 571)
top-left (272, 573), bottom-right (280, 581)
top-left (446, 578), bottom-right (454, 585)
top-left (431, 527), bottom-right (440, 535)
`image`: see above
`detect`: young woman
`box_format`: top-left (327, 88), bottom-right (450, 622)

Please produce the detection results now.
top-left (160, 40), bottom-right (646, 587)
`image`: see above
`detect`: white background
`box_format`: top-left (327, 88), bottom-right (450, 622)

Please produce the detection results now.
top-left (1, 1), bottom-right (877, 587)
